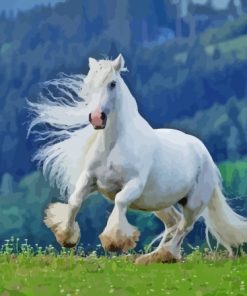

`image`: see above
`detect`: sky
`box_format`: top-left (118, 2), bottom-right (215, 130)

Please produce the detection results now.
top-left (0, 0), bottom-right (65, 12)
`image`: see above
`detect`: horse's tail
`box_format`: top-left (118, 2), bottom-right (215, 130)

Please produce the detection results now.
top-left (202, 185), bottom-right (247, 255)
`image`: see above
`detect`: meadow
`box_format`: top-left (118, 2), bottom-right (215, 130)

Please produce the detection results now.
top-left (0, 238), bottom-right (247, 296)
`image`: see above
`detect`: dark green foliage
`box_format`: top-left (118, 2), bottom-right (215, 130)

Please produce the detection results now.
top-left (170, 97), bottom-right (247, 161)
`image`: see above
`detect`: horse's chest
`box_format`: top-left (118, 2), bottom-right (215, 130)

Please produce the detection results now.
top-left (95, 162), bottom-right (124, 197)
top-left (92, 145), bottom-right (135, 200)
top-left (96, 164), bottom-right (122, 182)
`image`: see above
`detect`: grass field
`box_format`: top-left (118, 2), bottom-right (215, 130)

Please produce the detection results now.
top-left (1, 242), bottom-right (247, 296)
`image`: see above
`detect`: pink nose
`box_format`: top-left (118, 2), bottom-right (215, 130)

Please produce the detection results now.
top-left (89, 108), bottom-right (107, 129)
top-left (90, 108), bottom-right (102, 126)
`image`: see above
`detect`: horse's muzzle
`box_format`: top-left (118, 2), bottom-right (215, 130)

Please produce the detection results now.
top-left (89, 112), bottom-right (107, 129)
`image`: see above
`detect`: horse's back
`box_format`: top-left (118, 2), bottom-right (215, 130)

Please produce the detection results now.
top-left (154, 128), bottom-right (209, 157)
top-left (153, 128), bottom-right (204, 179)
top-left (155, 128), bottom-right (196, 144)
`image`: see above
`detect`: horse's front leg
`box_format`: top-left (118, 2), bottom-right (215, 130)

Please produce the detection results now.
top-left (44, 171), bottom-right (92, 248)
top-left (99, 178), bottom-right (144, 252)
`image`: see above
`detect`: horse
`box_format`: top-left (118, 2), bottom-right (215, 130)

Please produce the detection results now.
top-left (28, 54), bottom-right (247, 264)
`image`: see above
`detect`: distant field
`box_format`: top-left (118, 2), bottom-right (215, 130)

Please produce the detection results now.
top-left (0, 250), bottom-right (247, 296)
top-left (175, 34), bottom-right (247, 64)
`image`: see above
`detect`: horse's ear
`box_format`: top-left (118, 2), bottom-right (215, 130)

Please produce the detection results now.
top-left (112, 54), bottom-right (125, 72)
top-left (88, 57), bottom-right (97, 68)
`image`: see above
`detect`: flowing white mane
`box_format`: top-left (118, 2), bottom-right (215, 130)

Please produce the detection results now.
top-left (28, 58), bottom-right (128, 200)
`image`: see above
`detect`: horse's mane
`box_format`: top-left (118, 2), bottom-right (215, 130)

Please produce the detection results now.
top-left (28, 59), bottom-right (130, 200)
top-left (27, 73), bottom-right (95, 200)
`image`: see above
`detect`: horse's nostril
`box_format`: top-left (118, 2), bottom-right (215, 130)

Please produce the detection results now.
top-left (89, 112), bottom-right (106, 129)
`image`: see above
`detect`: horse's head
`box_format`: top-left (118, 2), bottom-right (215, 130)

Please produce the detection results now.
top-left (85, 54), bottom-right (126, 130)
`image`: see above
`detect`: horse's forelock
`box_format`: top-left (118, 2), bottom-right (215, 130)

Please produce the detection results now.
top-left (84, 60), bottom-right (118, 89)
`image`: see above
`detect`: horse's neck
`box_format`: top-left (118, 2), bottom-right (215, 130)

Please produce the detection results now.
top-left (92, 78), bottom-right (153, 153)
top-left (119, 79), bottom-right (154, 133)
top-left (94, 80), bottom-right (140, 151)
top-left (98, 112), bottom-right (121, 151)
top-left (95, 96), bottom-right (131, 151)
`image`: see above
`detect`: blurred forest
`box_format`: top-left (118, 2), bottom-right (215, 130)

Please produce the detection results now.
top-left (0, 0), bottom-right (247, 251)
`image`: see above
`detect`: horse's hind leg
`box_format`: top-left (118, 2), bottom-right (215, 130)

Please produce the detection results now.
top-left (135, 206), bottom-right (182, 264)
top-left (136, 183), bottom-right (211, 265)
top-left (135, 159), bottom-right (216, 265)
top-left (154, 206), bottom-right (182, 245)
top-left (136, 205), bottom-right (204, 265)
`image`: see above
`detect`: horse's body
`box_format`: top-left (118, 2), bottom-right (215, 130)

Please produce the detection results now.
top-left (96, 128), bottom-right (209, 212)
top-left (29, 54), bottom-right (247, 264)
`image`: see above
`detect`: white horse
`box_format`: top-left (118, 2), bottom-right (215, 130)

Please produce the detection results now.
top-left (29, 54), bottom-right (247, 264)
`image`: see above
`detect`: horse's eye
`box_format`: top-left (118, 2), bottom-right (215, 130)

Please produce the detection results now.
top-left (109, 81), bottom-right (116, 89)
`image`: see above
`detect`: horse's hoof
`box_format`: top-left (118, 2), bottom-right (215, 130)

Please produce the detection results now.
top-left (55, 222), bottom-right (81, 248)
top-left (63, 242), bottom-right (77, 248)
top-left (99, 227), bottom-right (140, 252)
top-left (135, 249), bottom-right (178, 265)
top-left (44, 203), bottom-right (81, 247)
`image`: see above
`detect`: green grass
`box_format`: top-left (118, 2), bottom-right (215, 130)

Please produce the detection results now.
top-left (1, 239), bottom-right (247, 296)
top-left (1, 253), bottom-right (247, 296)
